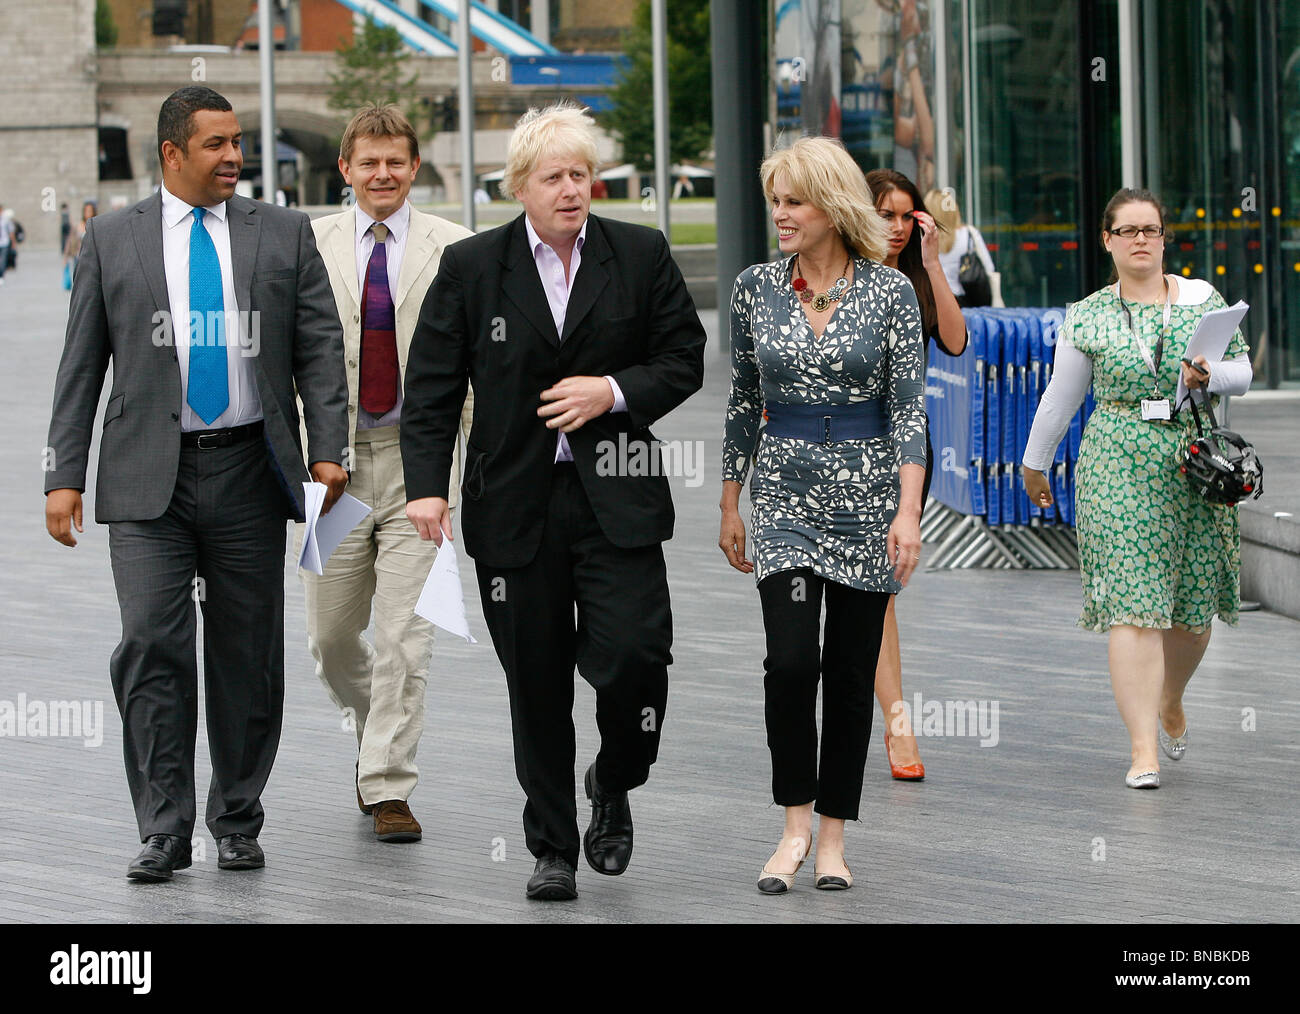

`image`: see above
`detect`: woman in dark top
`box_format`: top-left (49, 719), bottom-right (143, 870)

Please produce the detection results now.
top-left (863, 169), bottom-right (968, 781)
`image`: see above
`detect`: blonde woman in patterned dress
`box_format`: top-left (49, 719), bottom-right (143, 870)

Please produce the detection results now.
top-left (1022, 188), bottom-right (1252, 790)
top-left (719, 137), bottom-right (928, 892)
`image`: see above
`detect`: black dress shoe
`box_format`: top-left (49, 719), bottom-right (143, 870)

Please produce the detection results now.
top-left (216, 833), bottom-right (265, 870)
top-left (583, 762), bottom-right (633, 876)
top-left (126, 834), bottom-right (192, 882)
top-left (526, 855), bottom-right (578, 901)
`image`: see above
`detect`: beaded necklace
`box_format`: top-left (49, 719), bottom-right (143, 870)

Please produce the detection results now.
top-left (792, 253), bottom-right (851, 312)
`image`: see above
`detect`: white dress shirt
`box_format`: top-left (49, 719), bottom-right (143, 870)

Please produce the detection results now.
top-left (523, 215), bottom-right (626, 462)
top-left (354, 201), bottom-right (410, 430)
top-left (160, 183), bottom-right (262, 431)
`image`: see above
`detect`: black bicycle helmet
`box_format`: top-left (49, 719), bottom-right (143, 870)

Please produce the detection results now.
top-left (1180, 396), bottom-right (1263, 505)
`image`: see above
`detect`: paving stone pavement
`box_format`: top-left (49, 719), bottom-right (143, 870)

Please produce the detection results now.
top-left (1, 251), bottom-right (1297, 924)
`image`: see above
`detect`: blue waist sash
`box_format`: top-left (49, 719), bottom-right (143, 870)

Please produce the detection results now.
top-left (763, 400), bottom-right (889, 443)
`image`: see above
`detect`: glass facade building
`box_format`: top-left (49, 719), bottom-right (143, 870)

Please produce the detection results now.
top-left (771, 0), bottom-right (1298, 386)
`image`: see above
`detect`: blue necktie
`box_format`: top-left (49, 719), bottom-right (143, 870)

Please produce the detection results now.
top-left (187, 207), bottom-right (228, 425)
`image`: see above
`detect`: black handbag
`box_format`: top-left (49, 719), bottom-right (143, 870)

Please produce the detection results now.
top-left (1180, 391), bottom-right (1263, 504)
top-left (958, 230), bottom-right (992, 307)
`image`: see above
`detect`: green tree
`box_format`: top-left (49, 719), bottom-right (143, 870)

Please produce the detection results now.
top-left (603, 0), bottom-right (713, 170)
top-left (95, 0), bottom-right (118, 49)
top-left (327, 20), bottom-right (427, 133)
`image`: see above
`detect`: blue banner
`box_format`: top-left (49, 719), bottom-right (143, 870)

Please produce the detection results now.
top-left (924, 326), bottom-right (976, 515)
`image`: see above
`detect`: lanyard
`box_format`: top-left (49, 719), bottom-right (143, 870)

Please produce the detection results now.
top-left (1115, 277), bottom-right (1172, 395)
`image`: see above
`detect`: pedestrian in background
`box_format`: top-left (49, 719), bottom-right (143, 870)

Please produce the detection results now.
top-left (1022, 187), bottom-right (1252, 789)
top-left (926, 187), bottom-right (996, 307)
top-left (0, 204), bottom-right (11, 285)
top-left (64, 200), bottom-right (97, 279)
top-left (3, 208), bottom-right (23, 272)
top-left (863, 168), bottom-right (968, 781)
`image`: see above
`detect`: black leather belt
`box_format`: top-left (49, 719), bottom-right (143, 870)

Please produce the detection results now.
top-left (181, 420), bottom-right (264, 449)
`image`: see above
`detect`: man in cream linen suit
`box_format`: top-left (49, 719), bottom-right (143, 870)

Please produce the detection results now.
top-left (301, 105), bottom-right (472, 842)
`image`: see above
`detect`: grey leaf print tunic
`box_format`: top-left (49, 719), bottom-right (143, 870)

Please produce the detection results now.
top-left (723, 255), bottom-right (928, 593)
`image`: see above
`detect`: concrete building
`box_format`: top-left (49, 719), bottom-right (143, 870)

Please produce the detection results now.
top-left (1, 0), bottom-right (636, 248)
top-left (0, 0), bottom-right (100, 253)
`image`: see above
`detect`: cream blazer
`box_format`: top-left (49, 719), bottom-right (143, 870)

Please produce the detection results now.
top-left (304, 205), bottom-right (475, 508)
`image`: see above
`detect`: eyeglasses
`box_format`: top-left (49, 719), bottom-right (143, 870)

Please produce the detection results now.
top-left (1109, 225), bottom-right (1164, 239)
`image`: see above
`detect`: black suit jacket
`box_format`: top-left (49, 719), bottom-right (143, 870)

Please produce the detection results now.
top-left (401, 213), bottom-right (706, 568)
top-left (45, 192), bottom-right (349, 523)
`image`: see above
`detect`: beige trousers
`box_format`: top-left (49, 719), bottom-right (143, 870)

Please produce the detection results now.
top-left (297, 426), bottom-right (439, 805)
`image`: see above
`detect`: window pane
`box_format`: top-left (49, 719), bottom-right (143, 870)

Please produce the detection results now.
top-left (1144, 1), bottom-right (1271, 377)
top-left (969, 1), bottom-right (1093, 306)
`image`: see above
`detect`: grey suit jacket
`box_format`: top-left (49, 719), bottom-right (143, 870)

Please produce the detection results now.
top-left (45, 191), bottom-right (349, 523)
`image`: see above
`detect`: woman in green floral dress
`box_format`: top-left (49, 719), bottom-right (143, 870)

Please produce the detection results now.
top-left (1022, 188), bottom-right (1252, 790)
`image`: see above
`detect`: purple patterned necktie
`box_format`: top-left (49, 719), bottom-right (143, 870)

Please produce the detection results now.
top-left (359, 222), bottom-right (399, 415)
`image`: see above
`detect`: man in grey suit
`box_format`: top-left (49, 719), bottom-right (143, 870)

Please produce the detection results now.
top-left (43, 86), bottom-right (349, 881)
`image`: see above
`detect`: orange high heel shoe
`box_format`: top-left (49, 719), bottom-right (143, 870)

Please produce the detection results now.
top-left (884, 731), bottom-right (925, 780)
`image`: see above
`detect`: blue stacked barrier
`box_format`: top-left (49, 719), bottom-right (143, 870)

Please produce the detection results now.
top-left (967, 314), bottom-right (986, 516)
top-left (1001, 314), bottom-right (1020, 526)
top-left (985, 316), bottom-right (1001, 527)
top-left (924, 306), bottom-right (1094, 538)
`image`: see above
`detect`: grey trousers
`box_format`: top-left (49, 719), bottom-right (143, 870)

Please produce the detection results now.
top-left (108, 436), bottom-right (289, 842)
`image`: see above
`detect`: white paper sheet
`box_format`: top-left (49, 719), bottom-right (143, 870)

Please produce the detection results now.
top-left (1176, 299), bottom-right (1249, 410)
top-left (413, 537), bottom-right (478, 643)
top-left (297, 482), bottom-right (372, 576)
top-left (297, 482), bottom-right (327, 574)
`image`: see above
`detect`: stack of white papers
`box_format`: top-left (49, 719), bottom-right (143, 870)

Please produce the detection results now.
top-left (297, 482), bottom-right (372, 575)
top-left (414, 538), bottom-right (478, 643)
top-left (1176, 300), bottom-right (1249, 409)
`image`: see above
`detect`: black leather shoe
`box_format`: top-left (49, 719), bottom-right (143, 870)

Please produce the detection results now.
top-left (583, 762), bottom-right (633, 876)
top-left (526, 855), bottom-right (578, 901)
top-left (216, 833), bottom-right (265, 870)
top-left (126, 834), bottom-right (192, 882)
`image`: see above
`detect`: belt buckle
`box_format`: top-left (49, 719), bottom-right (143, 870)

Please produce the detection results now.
top-left (195, 431), bottom-right (222, 449)
top-left (822, 415), bottom-right (833, 444)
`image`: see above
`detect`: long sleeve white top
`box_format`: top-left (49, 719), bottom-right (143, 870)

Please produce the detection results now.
top-left (1022, 277), bottom-right (1252, 471)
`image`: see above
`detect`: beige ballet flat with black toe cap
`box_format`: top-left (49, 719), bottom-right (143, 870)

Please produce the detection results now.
top-left (757, 834), bottom-right (810, 894)
top-left (814, 861), bottom-right (853, 891)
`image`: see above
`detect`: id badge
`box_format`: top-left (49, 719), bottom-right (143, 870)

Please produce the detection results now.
top-left (1141, 398), bottom-right (1171, 421)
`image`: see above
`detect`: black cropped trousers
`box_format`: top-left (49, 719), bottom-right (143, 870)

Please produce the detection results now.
top-left (757, 568), bottom-right (890, 820)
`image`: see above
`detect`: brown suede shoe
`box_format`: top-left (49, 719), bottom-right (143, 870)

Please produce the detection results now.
top-left (373, 800), bottom-right (422, 843)
top-left (356, 762), bottom-right (373, 815)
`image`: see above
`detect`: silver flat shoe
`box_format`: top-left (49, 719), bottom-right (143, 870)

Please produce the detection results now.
top-left (1125, 770), bottom-right (1161, 789)
top-left (1159, 723), bottom-right (1188, 761)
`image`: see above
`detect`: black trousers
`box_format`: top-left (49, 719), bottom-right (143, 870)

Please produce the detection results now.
top-left (107, 437), bottom-right (288, 842)
top-left (475, 463), bottom-right (672, 869)
top-left (757, 568), bottom-right (890, 820)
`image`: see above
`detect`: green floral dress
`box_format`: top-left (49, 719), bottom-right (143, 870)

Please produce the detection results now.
top-left (1065, 284), bottom-right (1248, 633)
